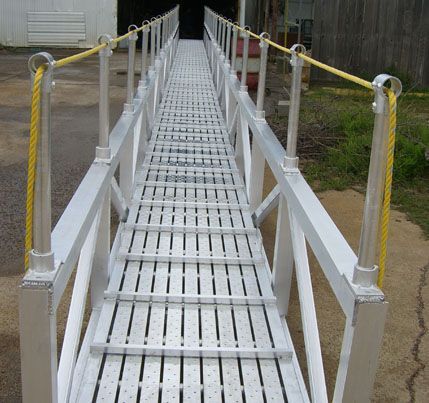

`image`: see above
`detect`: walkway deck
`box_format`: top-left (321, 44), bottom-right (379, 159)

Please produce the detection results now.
top-left (73, 40), bottom-right (304, 402)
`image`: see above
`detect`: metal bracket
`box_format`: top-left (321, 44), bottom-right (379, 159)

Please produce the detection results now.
top-left (290, 43), bottom-right (306, 67)
top-left (98, 33), bottom-right (115, 55)
top-left (352, 263), bottom-right (379, 288)
top-left (282, 156), bottom-right (300, 174)
top-left (28, 52), bottom-right (55, 92)
top-left (371, 74), bottom-right (402, 115)
top-left (95, 146), bottom-right (112, 161)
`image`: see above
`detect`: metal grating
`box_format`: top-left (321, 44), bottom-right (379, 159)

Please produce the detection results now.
top-left (74, 40), bottom-right (297, 402)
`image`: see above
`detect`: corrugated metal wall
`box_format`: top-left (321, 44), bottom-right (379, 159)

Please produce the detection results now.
top-left (0, 0), bottom-right (117, 48)
top-left (312, 0), bottom-right (429, 87)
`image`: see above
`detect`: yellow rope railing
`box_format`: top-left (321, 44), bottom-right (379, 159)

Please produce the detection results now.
top-left (24, 8), bottom-right (177, 270)
top-left (214, 12), bottom-right (398, 288)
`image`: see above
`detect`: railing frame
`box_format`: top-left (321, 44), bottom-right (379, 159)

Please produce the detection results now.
top-left (204, 7), bottom-right (390, 402)
top-left (19, 7), bottom-right (179, 403)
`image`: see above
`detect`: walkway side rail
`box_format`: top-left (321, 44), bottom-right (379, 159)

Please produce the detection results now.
top-left (204, 7), bottom-right (401, 402)
top-left (19, 6), bottom-right (179, 402)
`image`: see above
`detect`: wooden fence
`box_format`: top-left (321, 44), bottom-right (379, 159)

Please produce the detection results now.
top-left (311, 0), bottom-right (429, 87)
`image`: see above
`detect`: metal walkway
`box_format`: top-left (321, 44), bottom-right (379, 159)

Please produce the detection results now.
top-left (72, 40), bottom-right (301, 402)
top-left (20, 8), bottom-right (393, 400)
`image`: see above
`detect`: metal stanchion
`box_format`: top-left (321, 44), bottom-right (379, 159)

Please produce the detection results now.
top-left (240, 28), bottom-right (250, 92)
top-left (283, 44), bottom-right (306, 172)
top-left (255, 32), bottom-right (270, 120)
top-left (140, 21), bottom-right (150, 87)
top-left (96, 35), bottom-right (114, 159)
top-left (125, 25), bottom-right (138, 112)
top-left (150, 17), bottom-right (156, 68)
top-left (28, 52), bottom-right (56, 272)
top-left (225, 20), bottom-right (232, 65)
top-left (231, 24), bottom-right (238, 75)
top-left (353, 75), bottom-right (402, 287)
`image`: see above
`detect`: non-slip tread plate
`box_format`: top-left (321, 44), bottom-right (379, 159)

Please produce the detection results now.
top-left (75, 39), bottom-right (294, 403)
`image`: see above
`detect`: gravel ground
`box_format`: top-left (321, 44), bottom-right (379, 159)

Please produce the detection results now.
top-left (0, 47), bottom-right (428, 401)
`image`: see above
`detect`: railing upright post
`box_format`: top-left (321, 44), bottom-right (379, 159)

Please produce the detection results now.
top-left (231, 24), bottom-right (238, 75)
top-left (21, 52), bottom-right (57, 403)
top-left (140, 22), bottom-right (150, 87)
top-left (97, 35), bottom-right (113, 159)
top-left (283, 44), bottom-right (305, 172)
top-left (162, 15), bottom-right (166, 48)
top-left (150, 18), bottom-right (156, 68)
top-left (255, 33), bottom-right (270, 120)
top-left (92, 35), bottom-right (115, 309)
top-left (353, 75), bottom-right (402, 287)
top-left (125, 25), bottom-right (138, 112)
top-left (225, 21), bottom-right (232, 65)
top-left (156, 17), bottom-right (162, 58)
top-left (240, 29), bottom-right (250, 91)
top-left (221, 20), bottom-right (226, 54)
top-left (27, 53), bottom-right (55, 272)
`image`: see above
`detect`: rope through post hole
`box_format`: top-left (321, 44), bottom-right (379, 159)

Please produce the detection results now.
top-left (378, 90), bottom-right (397, 288)
top-left (25, 65), bottom-right (45, 270)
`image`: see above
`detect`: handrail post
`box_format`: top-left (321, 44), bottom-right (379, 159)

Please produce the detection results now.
top-left (353, 75), bottom-right (402, 287)
top-left (21, 52), bottom-right (58, 403)
top-left (225, 21), bottom-right (232, 65)
top-left (255, 32), bottom-right (270, 120)
top-left (28, 52), bottom-right (55, 272)
top-left (156, 17), bottom-right (162, 58)
top-left (221, 20), bottom-right (227, 55)
top-left (215, 17), bottom-right (220, 45)
top-left (231, 24), bottom-right (238, 75)
top-left (140, 22), bottom-right (150, 87)
top-left (240, 29), bottom-right (250, 92)
top-left (150, 18), bottom-right (156, 68)
top-left (161, 15), bottom-right (166, 48)
top-left (283, 44), bottom-right (306, 172)
top-left (96, 35), bottom-right (114, 160)
top-left (125, 25), bottom-right (138, 113)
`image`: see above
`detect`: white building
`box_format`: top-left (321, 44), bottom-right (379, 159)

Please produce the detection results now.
top-left (0, 0), bottom-right (117, 48)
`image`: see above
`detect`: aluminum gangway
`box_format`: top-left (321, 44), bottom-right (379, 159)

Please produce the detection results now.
top-left (19, 6), bottom-right (401, 403)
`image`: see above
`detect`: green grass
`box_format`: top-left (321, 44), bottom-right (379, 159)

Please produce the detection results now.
top-left (295, 85), bottom-right (429, 237)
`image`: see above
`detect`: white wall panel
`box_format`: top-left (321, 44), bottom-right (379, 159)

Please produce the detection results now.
top-left (0, 0), bottom-right (117, 48)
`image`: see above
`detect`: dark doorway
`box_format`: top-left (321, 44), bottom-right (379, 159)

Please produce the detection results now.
top-left (118, 0), bottom-right (236, 40)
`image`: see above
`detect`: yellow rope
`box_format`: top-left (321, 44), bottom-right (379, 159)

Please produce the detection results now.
top-left (378, 90), bottom-right (397, 288)
top-left (214, 11), bottom-right (398, 288)
top-left (25, 65), bottom-right (45, 269)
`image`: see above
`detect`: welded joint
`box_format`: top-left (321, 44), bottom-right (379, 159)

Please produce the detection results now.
top-left (28, 249), bottom-right (55, 273)
top-left (95, 145), bottom-right (112, 161)
top-left (352, 263), bottom-right (379, 288)
top-left (282, 156), bottom-right (300, 174)
top-left (254, 110), bottom-right (265, 121)
top-left (351, 295), bottom-right (387, 326)
top-left (21, 280), bottom-right (55, 314)
top-left (123, 102), bottom-right (135, 114)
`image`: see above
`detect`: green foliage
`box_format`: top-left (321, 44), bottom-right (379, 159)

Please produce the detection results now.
top-left (300, 85), bottom-right (429, 237)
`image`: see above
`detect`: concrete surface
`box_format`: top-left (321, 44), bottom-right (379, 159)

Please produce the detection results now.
top-left (0, 47), bottom-right (428, 401)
